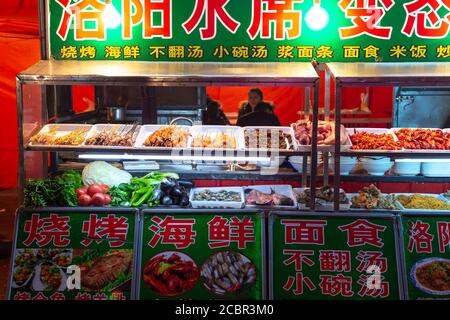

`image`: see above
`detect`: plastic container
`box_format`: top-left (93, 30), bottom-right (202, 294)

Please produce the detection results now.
top-left (190, 125), bottom-right (245, 150)
top-left (83, 124), bottom-right (140, 148)
top-left (244, 184), bottom-right (297, 209)
top-left (360, 157), bottom-right (393, 176)
top-left (292, 122), bottom-right (351, 152)
top-left (243, 126), bottom-right (298, 151)
top-left (135, 125), bottom-right (191, 149)
top-left (392, 128), bottom-right (450, 152)
top-left (347, 193), bottom-right (402, 211)
top-left (189, 187), bottom-right (244, 209)
top-left (28, 124), bottom-right (93, 146)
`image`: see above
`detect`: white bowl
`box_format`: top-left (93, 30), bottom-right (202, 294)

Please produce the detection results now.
top-left (334, 157), bottom-right (357, 175)
top-left (421, 162), bottom-right (450, 177)
top-left (289, 156), bottom-right (312, 173)
top-left (394, 160), bottom-right (421, 176)
top-left (361, 157), bottom-right (393, 176)
top-left (257, 156), bottom-right (286, 168)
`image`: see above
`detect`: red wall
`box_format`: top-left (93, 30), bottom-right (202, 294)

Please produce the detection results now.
top-left (0, 0), bottom-right (40, 188)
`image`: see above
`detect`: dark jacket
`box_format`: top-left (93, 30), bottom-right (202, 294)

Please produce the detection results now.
top-left (236, 110), bottom-right (281, 127)
top-left (238, 102), bottom-right (274, 118)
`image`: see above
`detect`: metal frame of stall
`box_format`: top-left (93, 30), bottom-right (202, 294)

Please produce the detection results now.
top-left (327, 62), bottom-right (450, 211)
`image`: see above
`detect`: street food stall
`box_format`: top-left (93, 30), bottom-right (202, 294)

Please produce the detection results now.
top-left (6, 0), bottom-right (450, 300)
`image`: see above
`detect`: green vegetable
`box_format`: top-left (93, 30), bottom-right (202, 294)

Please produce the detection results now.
top-left (24, 171), bottom-right (83, 207)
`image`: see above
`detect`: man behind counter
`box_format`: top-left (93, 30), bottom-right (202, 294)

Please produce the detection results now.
top-left (236, 102), bottom-right (281, 127)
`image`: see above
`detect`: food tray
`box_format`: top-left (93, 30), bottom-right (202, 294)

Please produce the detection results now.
top-left (343, 128), bottom-right (398, 152)
top-left (190, 125), bottom-right (245, 150)
top-left (189, 187), bottom-right (244, 209)
top-left (347, 193), bottom-right (403, 211)
top-left (294, 188), bottom-right (351, 211)
top-left (291, 123), bottom-right (351, 152)
top-left (393, 193), bottom-right (450, 213)
top-left (27, 124), bottom-right (93, 147)
top-left (134, 125), bottom-right (192, 149)
top-left (392, 128), bottom-right (450, 152)
top-left (244, 184), bottom-right (297, 209)
top-left (243, 126), bottom-right (298, 151)
top-left (82, 124), bottom-right (140, 149)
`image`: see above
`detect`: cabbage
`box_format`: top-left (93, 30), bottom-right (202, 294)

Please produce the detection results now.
top-left (82, 161), bottom-right (132, 187)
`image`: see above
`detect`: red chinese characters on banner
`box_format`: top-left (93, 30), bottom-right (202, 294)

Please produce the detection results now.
top-left (56, 0), bottom-right (107, 41)
top-left (283, 272), bottom-right (316, 295)
top-left (207, 216), bottom-right (255, 249)
top-left (81, 214), bottom-right (129, 247)
top-left (402, 0), bottom-right (450, 38)
top-left (122, 0), bottom-right (172, 39)
top-left (319, 274), bottom-right (354, 297)
top-left (338, 0), bottom-right (394, 39)
top-left (319, 250), bottom-right (351, 272)
top-left (283, 249), bottom-right (315, 271)
top-left (23, 214), bottom-right (71, 247)
top-left (13, 292), bottom-right (31, 300)
top-left (148, 216), bottom-right (196, 249)
top-left (437, 221), bottom-right (450, 253)
top-left (281, 219), bottom-right (327, 245)
top-left (247, 0), bottom-right (302, 40)
top-left (357, 274), bottom-right (390, 298)
top-left (339, 219), bottom-right (386, 248)
top-left (356, 251), bottom-right (387, 273)
top-left (408, 220), bottom-right (434, 253)
top-left (182, 0), bottom-right (241, 40)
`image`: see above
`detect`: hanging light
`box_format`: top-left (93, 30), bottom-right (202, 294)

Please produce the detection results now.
top-left (305, 0), bottom-right (329, 31)
top-left (102, 0), bottom-right (121, 29)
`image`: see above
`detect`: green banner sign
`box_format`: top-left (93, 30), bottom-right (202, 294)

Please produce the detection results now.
top-left (271, 213), bottom-right (401, 300)
top-left (138, 210), bottom-right (265, 299)
top-left (401, 214), bottom-right (450, 300)
top-left (8, 209), bottom-right (137, 300)
top-left (49, 0), bottom-right (450, 62)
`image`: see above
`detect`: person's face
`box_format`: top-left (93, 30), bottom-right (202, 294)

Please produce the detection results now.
top-left (248, 92), bottom-right (262, 108)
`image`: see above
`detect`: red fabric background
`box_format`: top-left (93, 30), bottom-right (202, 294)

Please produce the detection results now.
top-left (0, 0), bottom-right (40, 188)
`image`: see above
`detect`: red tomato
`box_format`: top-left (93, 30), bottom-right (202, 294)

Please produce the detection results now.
top-left (78, 194), bottom-right (92, 207)
top-left (87, 184), bottom-right (104, 197)
top-left (76, 187), bottom-right (88, 197)
top-left (91, 193), bottom-right (106, 206)
top-left (103, 194), bottom-right (112, 205)
top-left (100, 184), bottom-right (110, 193)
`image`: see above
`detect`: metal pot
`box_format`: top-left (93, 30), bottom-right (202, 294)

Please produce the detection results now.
top-left (106, 106), bottom-right (126, 122)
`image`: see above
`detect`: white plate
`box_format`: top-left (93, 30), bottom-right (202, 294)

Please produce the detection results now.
top-left (243, 126), bottom-right (298, 151)
top-left (135, 125), bottom-right (191, 149)
top-left (28, 124), bottom-right (93, 147)
top-left (190, 125), bottom-right (245, 150)
top-left (83, 124), bottom-right (140, 148)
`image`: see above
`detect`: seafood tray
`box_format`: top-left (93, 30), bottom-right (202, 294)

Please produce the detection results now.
top-left (189, 187), bottom-right (244, 209)
top-left (343, 128), bottom-right (398, 152)
top-left (83, 124), bottom-right (140, 148)
top-left (392, 128), bottom-right (450, 153)
top-left (393, 193), bottom-right (450, 213)
top-left (347, 193), bottom-right (403, 212)
top-left (135, 125), bottom-right (192, 149)
top-left (190, 125), bottom-right (245, 150)
top-left (244, 184), bottom-right (297, 209)
top-left (291, 121), bottom-right (351, 152)
top-left (243, 126), bottom-right (298, 151)
top-left (27, 124), bottom-right (93, 147)
top-left (294, 188), bottom-right (350, 211)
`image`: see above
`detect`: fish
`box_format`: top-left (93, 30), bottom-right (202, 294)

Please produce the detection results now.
top-left (81, 251), bottom-right (132, 290)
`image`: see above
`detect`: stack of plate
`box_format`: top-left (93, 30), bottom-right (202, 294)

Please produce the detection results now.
top-left (421, 161), bottom-right (450, 177)
top-left (394, 160), bottom-right (421, 176)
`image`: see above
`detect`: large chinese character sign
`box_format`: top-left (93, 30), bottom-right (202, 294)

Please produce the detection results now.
top-left (402, 214), bottom-right (450, 299)
top-left (138, 210), bottom-right (264, 299)
top-left (8, 209), bottom-right (137, 300)
top-left (49, 0), bottom-right (450, 62)
top-left (271, 213), bottom-right (401, 300)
